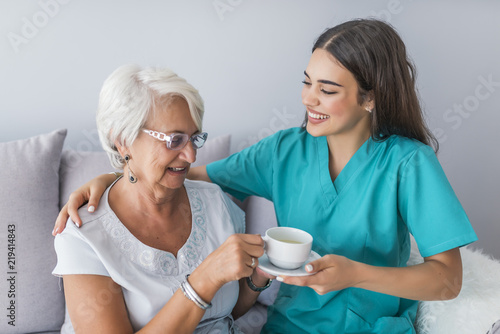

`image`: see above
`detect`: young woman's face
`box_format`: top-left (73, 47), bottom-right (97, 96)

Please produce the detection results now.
top-left (302, 48), bottom-right (371, 139)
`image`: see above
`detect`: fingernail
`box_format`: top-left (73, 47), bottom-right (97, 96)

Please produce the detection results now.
top-left (52, 228), bottom-right (57, 235)
top-left (276, 276), bottom-right (284, 282)
top-left (88, 206), bottom-right (95, 213)
top-left (305, 264), bottom-right (313, 272)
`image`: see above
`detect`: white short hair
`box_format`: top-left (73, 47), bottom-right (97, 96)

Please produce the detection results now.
top-left (96, 65), bottom-right (204, 169)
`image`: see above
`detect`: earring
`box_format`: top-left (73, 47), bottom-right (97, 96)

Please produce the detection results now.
top-left (365, 107), bottom-right (372, 113)
top-left (124, 155), bottom-right (137, 183)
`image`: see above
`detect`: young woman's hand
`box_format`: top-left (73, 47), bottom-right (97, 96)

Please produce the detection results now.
top-left (277, 248), bottom-right (463, 301)
top-left (276, 254), bottom-right (360, 295)
top-left (52, 173), bottom-right (119, 235)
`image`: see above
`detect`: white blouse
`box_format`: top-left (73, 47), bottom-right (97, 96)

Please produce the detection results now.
top-left (53, 179), bottom-right (245, 333)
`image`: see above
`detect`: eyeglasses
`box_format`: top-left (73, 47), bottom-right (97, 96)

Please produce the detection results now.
top-left (142, 129), bottom-right (208, 150)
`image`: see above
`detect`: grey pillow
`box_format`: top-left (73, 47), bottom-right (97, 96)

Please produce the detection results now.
top-left (59, 150), bottom-right (119, 206)
top-left (0, 129), bottom-right (67, 333)
top-left (192, 133), bottom-right (231, 167)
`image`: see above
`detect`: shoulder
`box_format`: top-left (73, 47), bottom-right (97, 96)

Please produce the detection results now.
top-left (185, 179), bottom-right (239, 207)
top-left (376, 135), bottom-right (434, 163)
top-left (185, 180), bottom-right (245, 232)
top-left (255, 127), bottom-right (312, 157)
top-left (60, 187), bottom-right (114, 238)
top-left (184, 178), bottom-right (224, 196)
top-left (250, 127), bottom-right (308, 150)
top-left (273, 127), bottom-right (310, 145)
top-left (58, 207), bottom-right (111, 245)
top-left (184, 179), bottom-right (230, 208)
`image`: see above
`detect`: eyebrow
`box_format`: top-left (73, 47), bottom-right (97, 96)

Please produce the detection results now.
top-left (304, 71), bottom-right (343, 87)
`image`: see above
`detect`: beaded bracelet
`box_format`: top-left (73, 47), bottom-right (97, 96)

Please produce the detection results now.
top-left (180, 275), bottom-right (212, 310)
top-left (246, 276), bottom-right (272, 292)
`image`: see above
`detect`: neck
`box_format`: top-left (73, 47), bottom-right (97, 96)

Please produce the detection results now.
top-left (326, 125), bottom-right (371, 162)
top-left (110, 178), bottom-right (189, 228)
top-left (326, 123), bottom-right (371, 182)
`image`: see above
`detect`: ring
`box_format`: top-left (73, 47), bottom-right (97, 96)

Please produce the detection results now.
top-left (251, 257), bottom-right (256, 268)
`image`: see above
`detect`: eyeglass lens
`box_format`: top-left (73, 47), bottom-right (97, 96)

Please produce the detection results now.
top-left (168, 133), bottom-right (207, 150)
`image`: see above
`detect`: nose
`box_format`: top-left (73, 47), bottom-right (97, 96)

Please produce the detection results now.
top-left (179, 141), bottom-right (196, 164)
top-left (302, 85), bottom-right (319, 107)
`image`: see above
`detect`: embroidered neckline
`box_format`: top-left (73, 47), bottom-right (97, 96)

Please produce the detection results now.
top-left (101, 182), bottom-right (207, 281)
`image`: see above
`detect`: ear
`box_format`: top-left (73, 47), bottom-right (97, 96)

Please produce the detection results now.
top-left (364, 91), bottom-right (375, 111)
top-left (114, 140), bottom-right (129, 158)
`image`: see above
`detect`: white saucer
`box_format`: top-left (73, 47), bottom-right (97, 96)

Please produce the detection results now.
top-left (257, 251), bottom-right (321, 277)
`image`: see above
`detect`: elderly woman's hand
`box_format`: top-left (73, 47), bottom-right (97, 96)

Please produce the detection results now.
top-left (194, 234), bottom-right (265, 290)
top-left (52, 173), bottom-right (119, 235)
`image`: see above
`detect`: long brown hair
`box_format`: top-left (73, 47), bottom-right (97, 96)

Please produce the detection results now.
top-left (304, 18), bottom-right (438, 152)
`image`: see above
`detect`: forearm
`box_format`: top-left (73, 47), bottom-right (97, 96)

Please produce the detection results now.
top-left (232, 273), bottom-right (269, 319)
top-left (139, 290), bottom-right (208, 334)
top-left (140, 271), bottom-right (221, 333)
top-left (354, 248), bottom-right (462, 301)
top-left (188, 166), bottom-right (211, 182)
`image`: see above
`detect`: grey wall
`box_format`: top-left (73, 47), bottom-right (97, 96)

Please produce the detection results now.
top-left (1, 0), bottom-right (499, 258)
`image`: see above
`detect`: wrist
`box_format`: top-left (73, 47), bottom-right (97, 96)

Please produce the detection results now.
top-left (181, 275), bottom-right (212, 310)
top-left (246, 275), bottom-right (272, 292)
top-left (186, 270), bottom-right (220, 303)
top-left (351, 260), bottom-right (369, 289)
top-left (251, 272), bottom-right (271, 287)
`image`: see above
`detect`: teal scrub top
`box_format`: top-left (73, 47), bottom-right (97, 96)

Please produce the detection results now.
top-left (206, 127), bottom-right (477, 334)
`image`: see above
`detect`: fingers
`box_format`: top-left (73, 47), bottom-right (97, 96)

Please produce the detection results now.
top-left (199, 233), bottom-right (268, 287)
top-left (52, 204), bottom-right (70, 235)
top-left (276, 275), bottom-right (311, 286)
top-left (209, 234), bottom-right (265, 282)
top-left (67, 193), bottom-right (85, 228)
top-left (276, 256), bottom-right (329, 285)
top-left (86, 184), bottom-right (103, 214)
top-left (303, 257), bottom-right (327, 274)
top-left (235, 233), bottom-right (265, 246)
top-left (225, 234), bottom-right (265, 259)
top-left (278, 273), bottom-right (332, 295)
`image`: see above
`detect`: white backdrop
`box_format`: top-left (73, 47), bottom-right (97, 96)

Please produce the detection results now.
top-left (1, 0), bottom-right (499, 258)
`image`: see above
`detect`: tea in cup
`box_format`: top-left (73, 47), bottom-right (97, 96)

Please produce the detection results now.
top-left (263, 227), bottom-right (313, 270)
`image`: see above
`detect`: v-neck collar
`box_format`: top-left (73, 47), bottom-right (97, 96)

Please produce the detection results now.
top-left (317, 135), bottom-right (375, 205)
top-left (103, 180), bottom-right (206, 275)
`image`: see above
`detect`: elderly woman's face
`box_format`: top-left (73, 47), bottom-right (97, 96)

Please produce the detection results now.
top-left (129, 97), bottom-right (198, 192)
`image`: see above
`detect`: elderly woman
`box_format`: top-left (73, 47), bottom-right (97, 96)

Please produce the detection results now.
top-left (52, 65), bottom-right (270, 333)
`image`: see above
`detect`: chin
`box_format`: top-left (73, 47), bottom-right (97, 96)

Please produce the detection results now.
top-left (306, 123), bottom-right (330, 138)
top-left (159, 174), bottom-right (187, 190)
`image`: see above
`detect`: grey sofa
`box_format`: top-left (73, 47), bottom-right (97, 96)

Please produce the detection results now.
top-left (0, 129), bottom-right (274, 334)
top-left (1, 129), bottom-right (499, 334)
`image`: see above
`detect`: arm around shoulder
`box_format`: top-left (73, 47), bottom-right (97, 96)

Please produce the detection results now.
top-left (188, 165), bottom-right (211, 182)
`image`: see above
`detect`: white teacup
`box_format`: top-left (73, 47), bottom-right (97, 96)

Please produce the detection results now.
top-left (263, 227), bottom-right (313, 270)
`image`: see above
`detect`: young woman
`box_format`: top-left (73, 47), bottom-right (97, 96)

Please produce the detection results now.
top-left (54, 19), bottom-right (476, 333)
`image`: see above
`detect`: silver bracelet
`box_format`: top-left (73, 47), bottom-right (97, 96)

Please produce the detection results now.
top-left (180, 275), bottom-right (212, 310)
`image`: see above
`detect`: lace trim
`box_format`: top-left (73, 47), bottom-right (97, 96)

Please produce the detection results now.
top-left (102, 185), bottom-right (207, 283)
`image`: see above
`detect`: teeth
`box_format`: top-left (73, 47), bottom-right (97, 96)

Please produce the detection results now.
top-left (169, 167), bottom-right (185, 171)
top-left (308, 111), bottom-right (330, 120)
